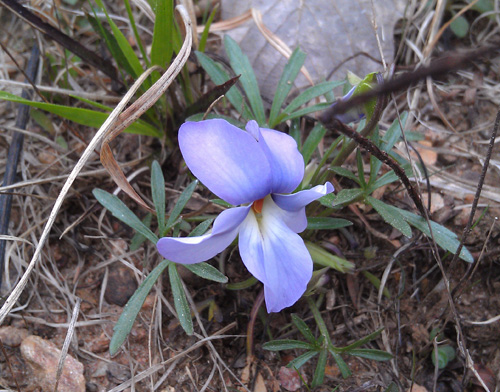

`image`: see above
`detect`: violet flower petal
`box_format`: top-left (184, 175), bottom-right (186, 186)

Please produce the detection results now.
top-left (156, 205), bottom-right (251, 264)
top-left (246, 121), bottom-right (304, 194)
top-left (179, 120), bottom-right (272, 205)
top-left (238, 197), bottom-right (313, 312)
top-left (273, 183), bottom-right (334, 212)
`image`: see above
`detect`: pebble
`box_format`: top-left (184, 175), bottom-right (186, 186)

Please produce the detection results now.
top-left (20, 335), bottom-right (85, 392)
top-left (0, 326), bottom-right (30, 347)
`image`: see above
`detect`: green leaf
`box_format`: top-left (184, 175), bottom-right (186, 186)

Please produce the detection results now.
top-left (329, 349), bottom-right (351, 378)
top-left (226, 276), bottom-right (258, 290)
top-left (210, 199), bottom-right (234, 209)
top-left (110, 259), bottom-right (170, 355)
top-left (397, 209), bottom-right (474, 263)
top-left (185, 112), bottom-right (245, 128)
top-left (301, 123), bottom-right (326, 165)
top-left (151, 161), bottom-right (166, 235)
top-left (350, 348), bottom-right (393, 361)
top-left (283, 80), bottom-right (344, 114)
top-left (384, 382), bottom-right (400, 392)
top-left (224, 35), bottom-right (266, 125)
top-left (286, 351), bottom-right (318, 369)
top-left (130, 213), bottom-right (153, 251)
top-left (189, 218), bottom-right (215, 237)
top-left (269, 48), bottom-right (307, 128)
top-left (183, 263), bottom-right (228, 283)
top-left (330, 166), bottom-right (360, 183)
top-left (366, 196), bottom-right (412, 238)
top-left (168, 263), bottom-right (194, 335)
top-left (93, 189), bottom-right (157, 243)
top-left (87, 13), bottom-right (135, 78)
top-left (198, 5), bottom-right (218, 53)
top-left (124, 0), bottom-right (149, 67)
top-left (291, 314), bottom-right (316, 344)
top-left (312, 349), bottom-right (327, 388)
top-left (94, 0), bottom-right (145, 82)
top-left (150, 0), bottom-right (173, 68)
top-left (263, 339), bottom-right (315, 351)
top-left (195, 51), bottom-right (253, 119)
top-left (450, 15), bottom-right (469, 38)
top-left (432, 345), bottom-right (456, 369)
top-left (305, 242), bottom-right (354, 273)
top-left (0, 91), bottom-right (161, 137)
top-left (332, 188), bottom-right (364, 206)
top-left (165, 180), bottom-right (199, 230)
top-left (306, 217), bottom-right (352, 230)
top-left (277, 102), bottom-right (331, 124)
top-left (318, 193), bottom-right (336, 208)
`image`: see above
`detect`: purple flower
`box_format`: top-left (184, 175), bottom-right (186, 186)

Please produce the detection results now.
top-left (157, 119), bottom-right (333, 312)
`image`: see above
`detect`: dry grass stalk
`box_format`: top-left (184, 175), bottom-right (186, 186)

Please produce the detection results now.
top-left (0, 5), bottom-right (192, 325)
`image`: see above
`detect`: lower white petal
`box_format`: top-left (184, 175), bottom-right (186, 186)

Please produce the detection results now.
top-left (238, 197), bottom-right (313, 312)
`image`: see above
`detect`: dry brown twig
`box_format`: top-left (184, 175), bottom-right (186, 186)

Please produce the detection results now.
top-left (0, 5), bottom-right (192, 325)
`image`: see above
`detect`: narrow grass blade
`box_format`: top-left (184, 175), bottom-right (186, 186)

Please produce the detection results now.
top-left (305, 242), bottom-right (354, 273)
top-left (277, 102), bottom-right (331, 124)
top-left (93, 0), bottom-right (146, 83)
top-left (306, 217), bottom-right (352, 230)
top-left (366, 196), bottom-right (412, 238)
top-left (189, 218), bottom-right (214, 237)
top-left (361, 270), bottom-right (391, 299)
top-left (226, 276), bottom-right (258, 290)
top-left (224, 35), bottom-right (266, 125)
top-left (168, 263), bottom-right (194, 335)
top-left (110, 259), bottom-right (170, 355)
top-left (263, 340), bottom-right (315, 351)
top-left (199, 5), bottom-right (218, 53)
top-left (269, 48), bottom-right (306, 128)
top-left (0, 91), bottom-right (161, 137)
top-left (151, 0), bottom-right (173, 68)
top-left (301, 123), bottom-right (326, 165)
top-left (184, 263), bottom-right (228, 283)
top-left (165, 180), bottom-right (198, 230)
top-left (151, 161), bottom-right (166, 235)
top-left (87, 13), bottom-right (134, 78)
top-left (124, 0), bottom-right (149, 67)
top-left (337, 327), bottom-right (384, 352)
top-left (195, 51), bottom-right (253, 119)
top-left (329, 166), bottom-right (359, 183)
top-left (93, 189), bottom-right (158, 243)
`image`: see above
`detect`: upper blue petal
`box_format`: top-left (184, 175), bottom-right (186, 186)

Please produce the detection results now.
top-left (238, 196), bottom-right (312, 312)
top-left (179, 120), bottom-right (272, 205)
top-left (156, 205), bottom-right (251, 264)
top-left (246, 121), bottom-right (304, 194)
top-left (272, 182), bottom-right (334, 211)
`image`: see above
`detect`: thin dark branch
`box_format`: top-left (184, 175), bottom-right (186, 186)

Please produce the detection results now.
top-left (0, 45), bottom-right (39, 289)
top-left (0, 0), bottom-right (121, 86)
top-left (320, 117), bottom-right (428, 218)
top-left (451, 107), bottom-right (500, 296)
top-left (319, 44), bottom-right (499, 124)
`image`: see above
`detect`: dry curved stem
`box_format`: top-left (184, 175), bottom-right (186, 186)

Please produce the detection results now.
top-left (0, 5), bottom-right (192, 325)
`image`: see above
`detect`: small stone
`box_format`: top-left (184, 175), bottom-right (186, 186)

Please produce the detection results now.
top-left (104, 264), bottom-right (138, 306)
top-left (20, 335), bottom-right (85, 392)
top-left (0, 326), bottom-right (30, 347)
top-left (278, 366), bottom-right (306, 391)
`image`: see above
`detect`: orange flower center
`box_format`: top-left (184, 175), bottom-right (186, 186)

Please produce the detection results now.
top-left (252, 198), bottom-right (265, 214)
